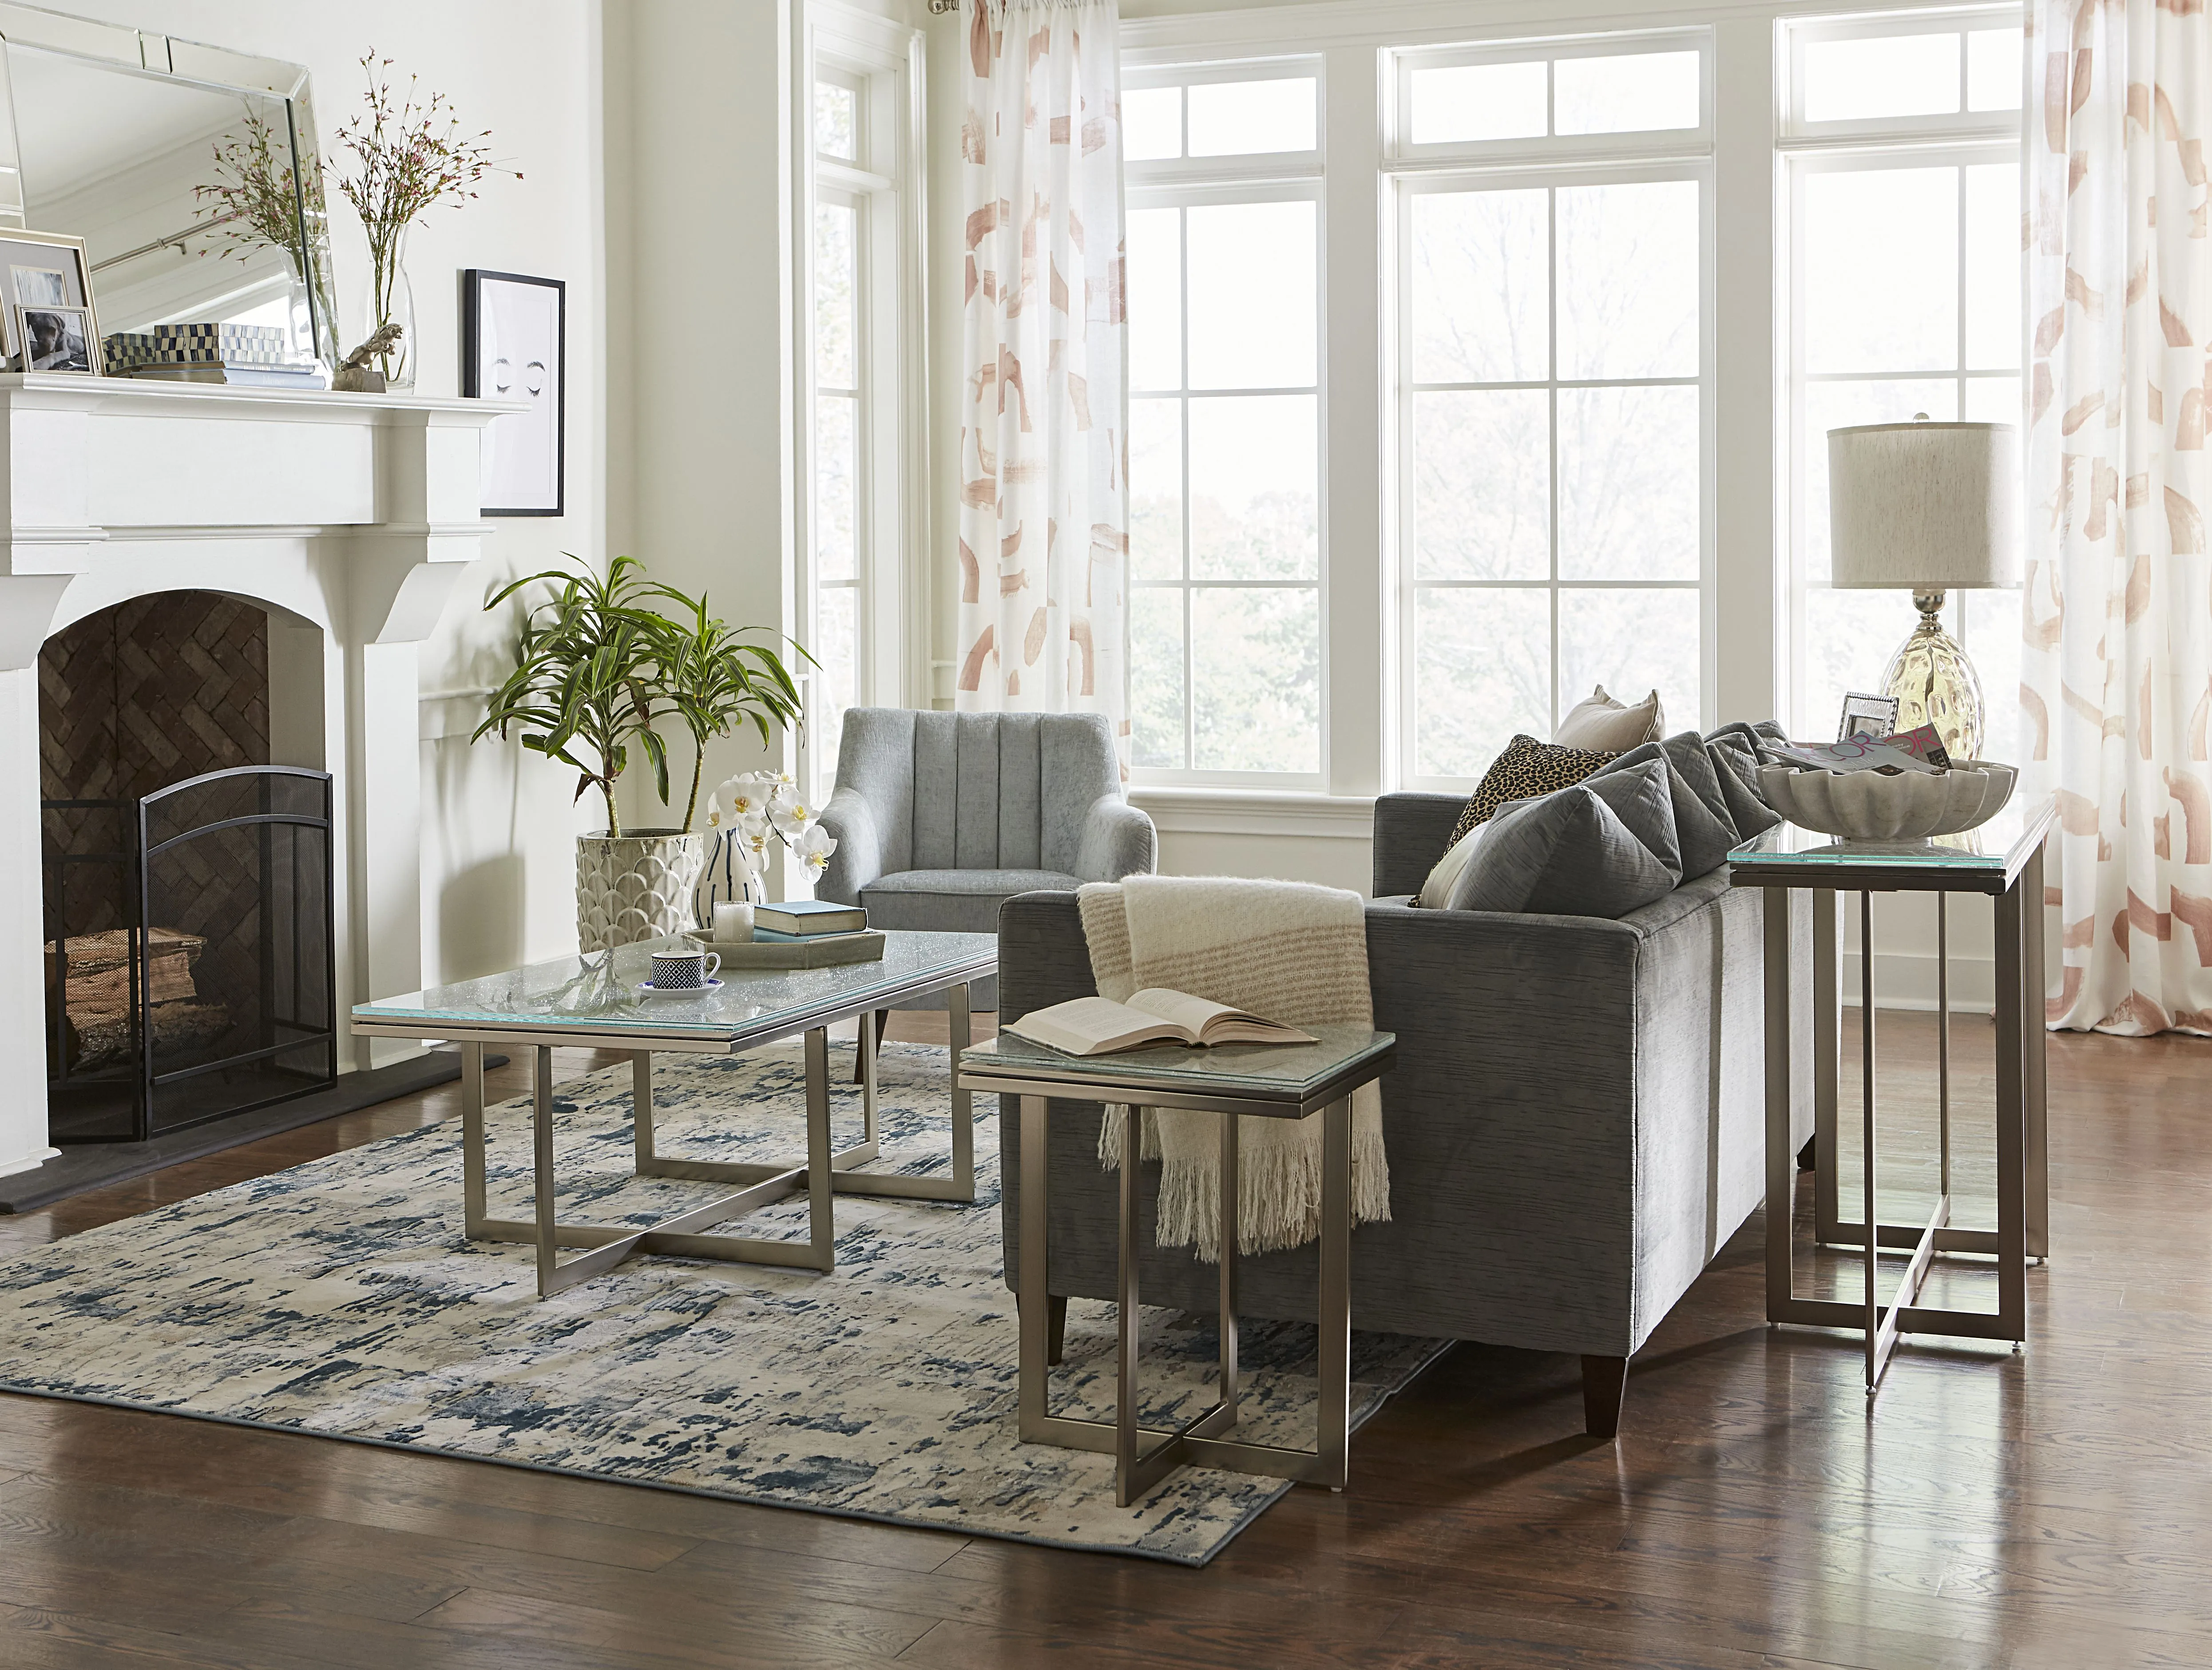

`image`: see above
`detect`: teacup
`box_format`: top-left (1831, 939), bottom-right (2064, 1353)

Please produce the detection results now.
top-left (649, 946), bottom-right (721, 990)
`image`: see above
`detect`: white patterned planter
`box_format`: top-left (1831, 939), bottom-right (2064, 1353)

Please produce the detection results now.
top-left (576, 831), bottom-right (706, 952)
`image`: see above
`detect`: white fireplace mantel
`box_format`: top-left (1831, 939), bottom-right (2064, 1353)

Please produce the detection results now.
top-left (0, 372), bottom-right (525, 1178)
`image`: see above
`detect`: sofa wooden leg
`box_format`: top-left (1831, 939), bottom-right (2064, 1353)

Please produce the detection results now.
top-left (1581, 1354), bottom-right (1629, 1440)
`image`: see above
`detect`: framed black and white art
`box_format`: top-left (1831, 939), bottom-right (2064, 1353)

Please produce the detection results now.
top-left (462, 269), bottom-right (565, 516)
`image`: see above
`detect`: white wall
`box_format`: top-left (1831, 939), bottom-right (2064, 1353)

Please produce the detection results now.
top-left (604, 0), bottom-right (802, 856)
top-left (55, 0), bottom-right (610, 987)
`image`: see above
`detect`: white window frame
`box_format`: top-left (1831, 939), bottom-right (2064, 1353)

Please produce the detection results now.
top-left (1388, 31), bottom-right (1717, 791)
top-left (1778, 5), bottom-right (2023, 744)
top-left (1124, 55), bottom-right (1331, 790)
top-left (798, 4), bottom-right (927, 803)
top-left (1105, 0), bottom-right (2021, 842)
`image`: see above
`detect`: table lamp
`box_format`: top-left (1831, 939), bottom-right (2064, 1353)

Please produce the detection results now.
top-left (1827, 416), bottom-right (2021, 761)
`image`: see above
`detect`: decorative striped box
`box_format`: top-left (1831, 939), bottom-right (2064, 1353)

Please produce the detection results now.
top-left (100, 323), bottom-right (297, 372)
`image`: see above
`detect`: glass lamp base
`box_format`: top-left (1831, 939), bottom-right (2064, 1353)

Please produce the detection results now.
top-left (1879, 590), bottom-right (1984, 761)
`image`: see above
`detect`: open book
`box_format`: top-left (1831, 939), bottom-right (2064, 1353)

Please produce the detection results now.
top-left (1003, 989), bottom-right (1317, 1057)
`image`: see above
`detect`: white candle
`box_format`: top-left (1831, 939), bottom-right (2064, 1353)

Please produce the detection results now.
top-left (713, 902), bottom-right (754, 943)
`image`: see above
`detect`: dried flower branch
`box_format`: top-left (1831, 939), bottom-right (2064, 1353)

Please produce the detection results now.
top-left (333, 51), bottom-right (520, 382)
top-left (194, 108), bottom-right (320, 277)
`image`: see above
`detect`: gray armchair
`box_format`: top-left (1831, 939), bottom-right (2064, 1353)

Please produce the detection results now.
top-left (817, 707), bottom-right (1155, 1009)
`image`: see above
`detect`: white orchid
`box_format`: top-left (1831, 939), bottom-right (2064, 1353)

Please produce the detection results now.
top-left (792, 822), bottom-right (838, 874)
top-left (769, 795), bottom-right (814, 837)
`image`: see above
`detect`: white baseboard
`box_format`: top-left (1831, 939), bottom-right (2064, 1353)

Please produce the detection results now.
top-left (0, 1145), bottom-right (61, 1178)
top-left (1840, 949), bottom-right (1995, 1014)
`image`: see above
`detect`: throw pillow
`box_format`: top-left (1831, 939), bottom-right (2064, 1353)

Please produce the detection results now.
top-left (1583, 757), bottom-right (1684, 884)
top-left (1444, 734), bottom-right (1621, 850)
top-left (1447, 765), bottom-right (1680, 918)
top-left (1705, 734), bottom-right (1783, 837)
top-left (1554, 685), bottom-right (1665, 752)
top-left (1592, 739), bottom-right (1736, 879)
top-left (1417, 826), bottom-right (1483, 909)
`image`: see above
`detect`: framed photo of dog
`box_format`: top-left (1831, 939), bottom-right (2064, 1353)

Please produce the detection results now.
top-left (0, 231), bottom-right (99, 373)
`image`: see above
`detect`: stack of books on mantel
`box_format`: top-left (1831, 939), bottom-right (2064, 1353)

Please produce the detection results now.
top-left (752, 899), bottom-right (870, 945)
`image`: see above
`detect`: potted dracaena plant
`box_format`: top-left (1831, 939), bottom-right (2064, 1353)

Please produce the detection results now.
top-left (474, 555), bottom-right (812, 952)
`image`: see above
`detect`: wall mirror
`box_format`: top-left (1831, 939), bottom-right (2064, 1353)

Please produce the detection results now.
top-left (0, 5), bottom-right (336, 368)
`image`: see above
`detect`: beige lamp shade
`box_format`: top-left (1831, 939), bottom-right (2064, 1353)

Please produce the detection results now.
top-left (1827, 419), bottom-right (2022, 589)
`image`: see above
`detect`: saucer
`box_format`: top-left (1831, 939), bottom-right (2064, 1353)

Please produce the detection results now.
top-left (637, 978), bottom-right (723, 999)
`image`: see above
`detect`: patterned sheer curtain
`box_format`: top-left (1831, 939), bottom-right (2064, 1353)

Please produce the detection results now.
top-left (955, 0), bottom-right (1129, 766)
top-left (2025, 0), bottom-right (2212, 1033)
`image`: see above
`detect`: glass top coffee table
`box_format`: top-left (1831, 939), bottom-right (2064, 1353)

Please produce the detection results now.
top-left (353, 930), bottom-right (996, 1298)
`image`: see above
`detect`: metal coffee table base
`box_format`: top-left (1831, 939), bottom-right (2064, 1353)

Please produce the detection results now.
top-left (459, 994), bottom-right (976, 1299)
top-left (1015, 1093), bottom-right (1352, 1508)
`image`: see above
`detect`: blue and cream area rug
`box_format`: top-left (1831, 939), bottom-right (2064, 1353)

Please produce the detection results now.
top-left (0, 1042), bottom-right (1445, 1565)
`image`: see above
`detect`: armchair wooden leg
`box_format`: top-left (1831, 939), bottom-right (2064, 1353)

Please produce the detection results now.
top-left (850, 1010), bottom-right (892, 1084)
top-left (1581, 1354), bottom-right (1629, 1440)
top-left (1018, 1294), bottom-right (1069, 1365)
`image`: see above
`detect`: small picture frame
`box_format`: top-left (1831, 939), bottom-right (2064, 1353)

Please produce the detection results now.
top-left (17, 305), bottom-right (96, 374)
top-left (1838, 691), bottom-right (1901, 742)
top-left (0, 230), bottom-right (98, 371)
top-left (462, 269), bottom-right (565, 516)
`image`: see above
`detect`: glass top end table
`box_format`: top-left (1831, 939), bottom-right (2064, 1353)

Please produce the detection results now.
top-left (1739, 793), bottom-right (2053, 1395)
top-left (351, 931), bottom-right (997, 1298)
top-left (959, 1026), bottom-right (1394, 1507)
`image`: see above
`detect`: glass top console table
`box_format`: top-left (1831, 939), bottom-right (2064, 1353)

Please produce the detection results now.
top-left (1729, 795), bottom-right (2056, 1396)
top-left (352, 931), bottom-right (997, 1299)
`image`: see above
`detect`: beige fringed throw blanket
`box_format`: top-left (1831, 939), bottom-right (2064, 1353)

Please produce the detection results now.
top-left (1078, 875), bottom-right (1391, 1262)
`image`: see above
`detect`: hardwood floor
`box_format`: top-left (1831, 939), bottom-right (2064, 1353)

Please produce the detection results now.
top-left (0, 1011), bottom-right (2204, 1668)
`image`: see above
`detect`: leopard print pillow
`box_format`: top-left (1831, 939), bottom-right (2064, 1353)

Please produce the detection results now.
top-left (1445, 734), bottom-right (1621, 851)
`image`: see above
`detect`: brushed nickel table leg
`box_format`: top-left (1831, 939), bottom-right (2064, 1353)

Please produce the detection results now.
top-left (2023, 840), bottom-right (2049, 1260)
top-left (1862, 892), bottom-right (1880, 1393)
top-left (805, 1027), bottom-right (836, 1271)
top-left (948, 982), bottom-right (975, 1199)
top-left (1218, 1107), bottom-right (1239, 1424)
top-left (461, 1041), bottom-right (487, 1239)
top-left (1018, 1093), bottom-right (1050, 1444)
top-left (1813, 887), bottom-right (1841, 1243)
top-left (1115, 1104), bottom-right (1143, 1507)
top-left (1995, 875), bottom-right (2029, 1342)
top-left (630, 1049), bottom-right (655, 1172)
top-left (532, 1045), bottom-right (557, 1298)
top-left (1317, 1097), bottom-right (1351, 1490)
top-left (1765, 885), bottom-right (1796, 1321)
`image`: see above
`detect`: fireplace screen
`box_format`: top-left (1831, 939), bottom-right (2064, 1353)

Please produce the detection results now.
top-left (43, 765), bottom-right (336, 1143)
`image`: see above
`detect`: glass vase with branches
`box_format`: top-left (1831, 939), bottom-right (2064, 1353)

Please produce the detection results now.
top-left (332, 51), bottom-right (518, 387)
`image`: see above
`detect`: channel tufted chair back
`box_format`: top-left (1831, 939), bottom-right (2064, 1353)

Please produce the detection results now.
top-left (815, 708), bottom-right (1156, 1009)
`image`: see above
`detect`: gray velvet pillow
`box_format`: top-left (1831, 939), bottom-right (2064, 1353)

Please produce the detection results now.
top-left (1705, 734), bottom-right (1782, 837)
top-left (1593, 739), bottom-right (1736, 879)
top-left (1446, 762), bottom-right (1681, 918)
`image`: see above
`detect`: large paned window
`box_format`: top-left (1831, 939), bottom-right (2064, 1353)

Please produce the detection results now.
top-left (1784, 9), bottom-right (2023, 760)
top-left (803, 18), bottom-right (922, 800)
top-left (1392, 37), bottom-right (1712, 785)
top-left (1124, 65), bottom-right (1324, 781)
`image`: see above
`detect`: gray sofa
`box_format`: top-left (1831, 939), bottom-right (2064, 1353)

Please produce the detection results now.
top-left (817, 707), bottom-right (1155, 1009)
top-left (994, 790), bottom-right (1813, 1437)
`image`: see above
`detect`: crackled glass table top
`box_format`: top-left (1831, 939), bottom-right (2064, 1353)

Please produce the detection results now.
top-left (1729, 794), bottom-right (2055, 890)
top-left (352, 931), bottom-right (996, 1045)
top-left (960, 1025), bottom-right (1393, 1111)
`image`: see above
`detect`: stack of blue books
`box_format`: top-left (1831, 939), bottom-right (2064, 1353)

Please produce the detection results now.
top-left (752, 899), bottom-right (868, 943)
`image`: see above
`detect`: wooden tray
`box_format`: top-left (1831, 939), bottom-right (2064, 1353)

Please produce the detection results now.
top-left (682, 929), bottom-right (885, 969)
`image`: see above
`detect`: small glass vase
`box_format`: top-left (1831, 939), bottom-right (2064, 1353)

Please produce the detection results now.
top-left (357, 227), bottom-right (416, 391)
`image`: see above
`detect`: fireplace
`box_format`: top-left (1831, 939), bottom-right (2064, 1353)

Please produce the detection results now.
top-left (39, 594), bottom-right (336, 1143)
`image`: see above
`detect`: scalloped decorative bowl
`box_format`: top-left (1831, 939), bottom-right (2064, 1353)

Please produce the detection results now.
top-left (1755, 760), bottom-right (2018, 842)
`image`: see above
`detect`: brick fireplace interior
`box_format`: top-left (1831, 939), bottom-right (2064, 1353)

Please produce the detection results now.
top-left (39, 592), bottom-right (334, 1143)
